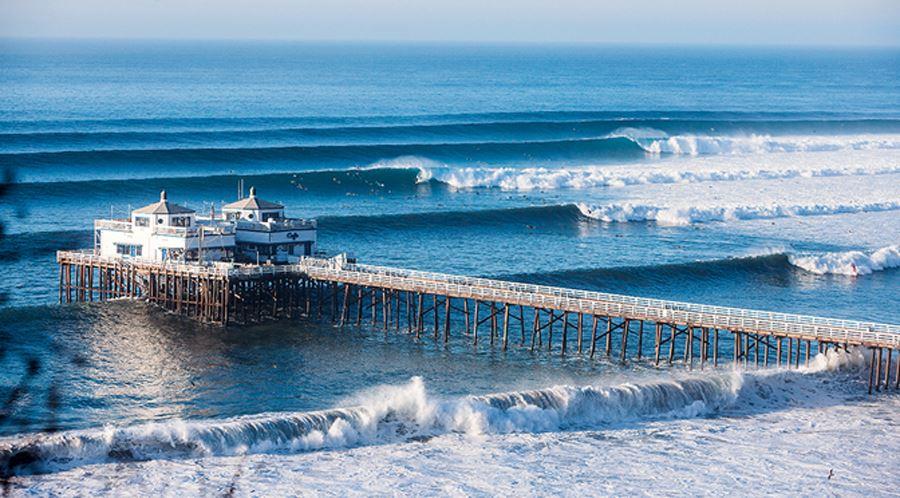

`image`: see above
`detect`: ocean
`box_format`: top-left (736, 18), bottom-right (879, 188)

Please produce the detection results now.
top-left (0, 40), bottom-right (898, 495)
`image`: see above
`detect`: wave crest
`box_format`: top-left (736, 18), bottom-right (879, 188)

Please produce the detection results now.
top-left (416, 163), bottom-right (900, 191)
top-left (788, 245), bottom-right (900, 276)
top-left (610, 127), bottom-right (900, 156)
top-left (1, 374), bottom-right (739, 476)
top-left (576, 201), bottom-right (900, 227)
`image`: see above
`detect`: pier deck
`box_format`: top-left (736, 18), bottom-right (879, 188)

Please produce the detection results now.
top-left (305, 261), bottom-right (899, 349)
top-left (57, 250), bottom-right (900, 393)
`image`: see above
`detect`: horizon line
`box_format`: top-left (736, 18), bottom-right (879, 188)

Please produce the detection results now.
top-left (1, 36), bottom-right (898, 49)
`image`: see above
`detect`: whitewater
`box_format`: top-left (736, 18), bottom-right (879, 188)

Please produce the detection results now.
top-left (4, 349), bottom-right (898, 495)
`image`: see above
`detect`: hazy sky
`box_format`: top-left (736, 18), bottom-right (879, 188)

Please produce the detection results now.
top-left (1, 0), bottom-right (898, 45)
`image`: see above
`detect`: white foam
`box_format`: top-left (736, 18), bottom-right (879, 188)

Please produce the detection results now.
top-left (802, 346), bottom-right (869, 373)
top-left (610, 127), bottom-right (900, 156)
top-left (788, 244), bottom-right (900, 276)
top-left (0, 374), bottom-right (742, 475)
top-left (414, 161), bottom-right (900, 191)
top-left (575, 201), bottom-right (900, 227)
top-left (11, 348), bottom-right (893, 496)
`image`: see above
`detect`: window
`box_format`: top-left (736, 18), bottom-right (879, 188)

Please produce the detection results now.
top-left (247, 213), bottom-right (254, 220)
top-left (262, 211), bottom-right (280, 222)
top-left (171, 216), bottom-right (191, 227)
top-left (134, 216), bottom-right (149, 227)
top-left (116, 244), bottom-right (142, 257)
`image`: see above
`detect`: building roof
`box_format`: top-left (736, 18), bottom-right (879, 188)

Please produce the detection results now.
top-left (134, 191), bottom-right (195, 215)
top-left (223, 187), bottom-right (284, 210)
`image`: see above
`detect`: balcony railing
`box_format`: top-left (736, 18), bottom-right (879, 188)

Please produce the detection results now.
top-left (154, 225), bottom-right (235, 236)
top-left (94, 219), bottom-right (235, 237)
top-left (94, 219), bottom-right (132, 231)
top-left (235, 218), bottom-right (317, 231)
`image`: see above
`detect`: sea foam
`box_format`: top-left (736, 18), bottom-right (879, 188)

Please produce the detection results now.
top-left (415, 163), bottom-right (900, 191)
top-left (609, 127), bottom-right (900, 155)
top-left (788, 245), bottom-right (900, 276)
top-left (575, 201), bottom-right (900, 227)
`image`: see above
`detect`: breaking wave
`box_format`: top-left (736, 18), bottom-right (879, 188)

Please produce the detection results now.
top-left (608, 127), bottom-right (900, 156)
top-left (0, 376), bottom-right (736, 475)
top-left (5, 126), bottom-right (899, 184)
top-left (788, 245), bottom-right (900, 276)
top-left (576, 201), bottom-right (900, 227)
top-left (415, 162), bottom-right (900, 191)
top-left (0, 347), bottom-right (866, 477)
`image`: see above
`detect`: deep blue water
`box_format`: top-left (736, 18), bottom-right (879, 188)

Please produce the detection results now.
top-left (0, 40), bottom-right (898, 438)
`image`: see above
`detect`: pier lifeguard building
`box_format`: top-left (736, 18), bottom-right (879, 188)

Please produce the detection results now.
top-left (94, 188), bottom-right (316, 264)
top-left (223, 187), bottom-right (317, 263)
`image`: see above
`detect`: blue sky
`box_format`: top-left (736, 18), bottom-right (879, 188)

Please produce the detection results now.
top-left (1, 0), bottom-right (898, 46)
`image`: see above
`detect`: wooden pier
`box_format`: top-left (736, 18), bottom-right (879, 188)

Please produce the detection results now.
top-left (58, 250), bottom-right (900, 393)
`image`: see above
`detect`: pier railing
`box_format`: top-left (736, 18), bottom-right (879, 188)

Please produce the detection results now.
top-left (342, 262), bottom-right (900, 334)
top-left (58, 250), bottom-right (233, 277)
top-left (300, 261), bottom-right (900, 348)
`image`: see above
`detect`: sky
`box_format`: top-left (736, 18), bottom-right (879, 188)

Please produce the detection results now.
top-left (1, 0), bottom-right (898, 46)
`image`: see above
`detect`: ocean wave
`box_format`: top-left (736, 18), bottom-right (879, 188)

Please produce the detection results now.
top-left (0, 136), bottom-right (644, 166)
top-left (3, 129), bottom-right (897, 160)
top-left (4, 125), bottom-right (900, 184)
top-left (0, 137), bottom-right (646, 183)
top-left (416, 162), bottom-right (900, 191)
top-left (0, 376), bottom-right (736, 475)
top-left (609, 127), bottom-right (900, 156)
top-left (788, 245), bottom-right (900, 276)
top-left (576, 201), bottom-right (900, 226)
top-left (0, 348), bottom-right (865, 477)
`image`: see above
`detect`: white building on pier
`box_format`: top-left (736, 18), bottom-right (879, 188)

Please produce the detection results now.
top-left (94, 188), bottom-right (316, 264)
